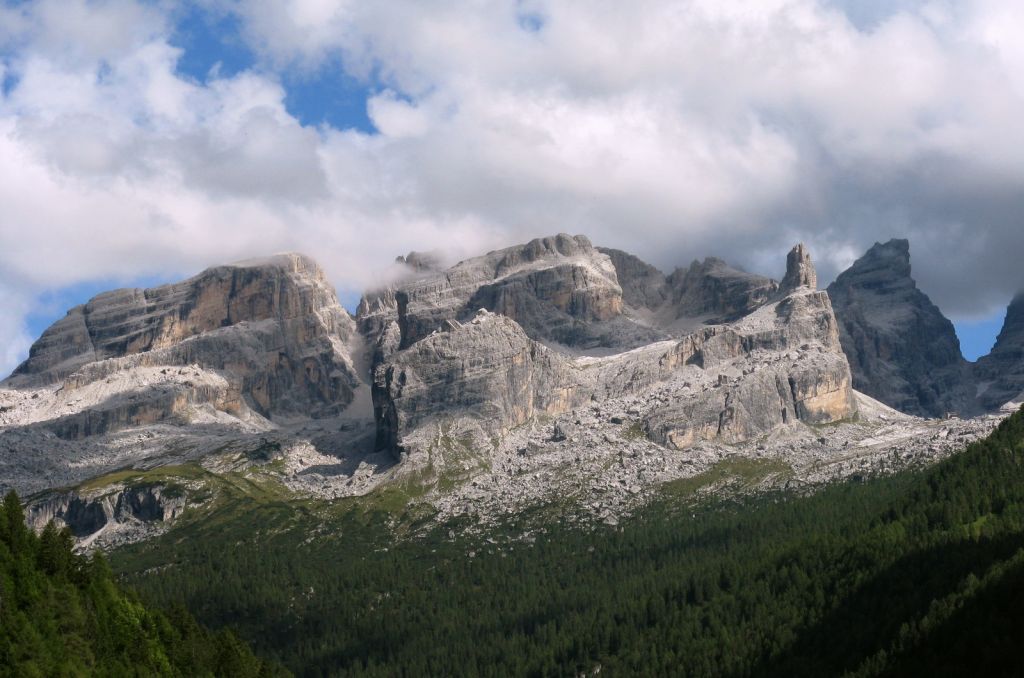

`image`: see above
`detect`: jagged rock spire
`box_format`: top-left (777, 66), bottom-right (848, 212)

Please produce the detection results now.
top-left (780, 243), bottom-right (817, 294)
top-left (826, 238), bottom-right (980, 418)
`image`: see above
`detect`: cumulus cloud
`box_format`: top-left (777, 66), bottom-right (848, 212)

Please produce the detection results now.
top-left (1, 0), bottom-right (1024, 376)
top-left (222, 0), bottom-right (1024, 304)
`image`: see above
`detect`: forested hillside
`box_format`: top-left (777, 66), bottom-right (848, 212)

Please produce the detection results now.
top-left (0, 491), bottom-right (285, 677)
top-left (111, 408), bottom-right (1024, 677)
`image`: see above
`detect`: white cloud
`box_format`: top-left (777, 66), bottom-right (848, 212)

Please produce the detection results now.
top-left (0, 284), bottom-right (32, 375)
top-left (2, 0), bottom-right (1024, 376)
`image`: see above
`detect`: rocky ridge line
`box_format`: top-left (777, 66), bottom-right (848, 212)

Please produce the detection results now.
top-left (374, 245), bottom-right (856, 467)
top-left (0, 236), bottom-right (1016, 542)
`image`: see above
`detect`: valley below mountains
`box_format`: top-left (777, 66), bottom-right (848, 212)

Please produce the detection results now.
top-left (0, 234), bottom-right (1018, 546)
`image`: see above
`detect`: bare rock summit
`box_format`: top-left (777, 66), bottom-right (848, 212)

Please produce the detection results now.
top-left (974, 293), bottom-right (1024, 410)
top-left (827, 239), bottom-right (978, 418)
top-left (372, 244), bottom-right (856, 467)
top-left (0, 254), bottom-right (365, 493)
top-left (780, 243), bottom-right (817, 294)
top-left (358, 234), bottom-right (661, 357)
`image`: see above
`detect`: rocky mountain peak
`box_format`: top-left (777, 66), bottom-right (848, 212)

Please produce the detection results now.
top-left (520, 232), bottom-right (594, 257)
top-left (8, 252), bottom-right (346, 386)
top-left (230, 251), bottom-right (327, 278)
top-left (845, 239), bottom-right (912, 285)
top-left (827, 239), bottom-right (977, 418)
top-left (596, 247), bottom-right (668, 309)
top-left (973, 292), bottom-right (1024, 410)
top-left (372, 241), bottom-right (856, 467)
top-left (396, 250), bottom-right (445, 272)
top-left (356, 233), bottom-right (655, 354)
top-left (665, 257), bottom-right (778, 321)
top-left (2, 252), bottom-right (361, 445)
top-left (780, 243), bottom-right (817, 294)
top-left (990, 292), bottom-right (1024, 357)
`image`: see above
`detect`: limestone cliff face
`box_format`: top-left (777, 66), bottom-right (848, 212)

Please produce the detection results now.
top-left (4, 254), bottom-right (360, 435)
top-left (373, 310), bottom-right (582, 453)
top-left (358, 234), bottom-right (641, 354)
top-left (974, 293), bottom-right (1024, 409)
top-left (596, 247), bottom-right (668, 309)
top-left (641, 290), bottom-right (855, 449)
top-left (363, 237), bottom-right (789, 366)
top-left (373, 244), bottom-right (856, 457)
top-left (601, 247), bottom-right (779, 323)
top-left (665, 258), bottom-right (779, 322)
top-left (13, 254), bottom-right (348, 381)
top-left (26, 484), bottom-right (188, 538)
top-left (827, 240), bottom-right (978, 418)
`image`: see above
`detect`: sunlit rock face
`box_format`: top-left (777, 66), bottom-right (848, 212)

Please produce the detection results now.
top-left (640, 289), bottom-right (856, 450)
top-left (372, 310), bottom-right (582, 454)
top-left (4, 253), bottom-right (361, 425)
top-left (357, 234), bottom-right (651, 359)
top-left (372, 243), bottom-right (856, 460)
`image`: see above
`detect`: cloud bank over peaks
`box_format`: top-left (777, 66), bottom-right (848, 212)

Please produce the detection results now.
top-left (1, 0), bottom-right (1024, 376)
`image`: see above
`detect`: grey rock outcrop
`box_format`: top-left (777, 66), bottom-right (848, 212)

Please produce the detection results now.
top-left (26, 483), bottom-right (188, 539)
top-left (779, 243), bottom-right (817, 294)
top-left (639, 290), bottom-right (855, 448)
top-left (600, 246), bottom-right (785, 344)
top-left (599, 247), bottom-right (780, 323)
top-left (4, 254), bottom-right (360, 430)
top-left (665, 258), bottom-right (779, 322)
top-left (0, 254), bottom-right (369, 499)
top-left (550, 417), bottom-right (578, 442)
top-left (974, 293), bottom-right (1024, 410)
top-left (827, 239), bottom-right (978, 418)
top-left (373, 310), bottom-right (582, 453)
top-left (373, 245), bottom-right (856, 460)
top-left (0, 253), bottom-right (371, 505)
top-left (358, 234), bottom-right (644, 354)
top-left (596, 247), bottom-right (668, 309)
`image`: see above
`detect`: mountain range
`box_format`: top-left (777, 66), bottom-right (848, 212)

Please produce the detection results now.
top-left (0, 235), bottom-right (1017, 543)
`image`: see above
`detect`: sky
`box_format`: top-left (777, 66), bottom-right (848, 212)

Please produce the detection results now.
top-left (2, 0), bottom-right (1023, 375)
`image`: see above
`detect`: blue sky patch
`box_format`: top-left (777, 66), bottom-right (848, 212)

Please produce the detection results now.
top-left (170, 6), bottom-right (256, 83)
top-left (954, 312), bottom-right (1006, 362)
top-left (282, 66), bottom-right (377, 133)
top-left (169, 5), bottom-right (376, 133)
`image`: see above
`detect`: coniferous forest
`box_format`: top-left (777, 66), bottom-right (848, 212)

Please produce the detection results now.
top-left (0, 491), bottom-right (285, 677)
top-left (105, 408), bottom-right (1024, 677)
